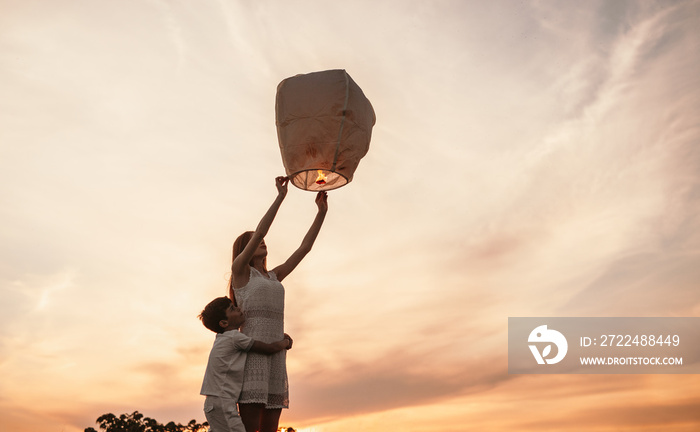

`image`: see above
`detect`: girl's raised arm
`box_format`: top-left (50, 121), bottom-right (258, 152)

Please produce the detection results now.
top-left (272, 191), bottom-right (328, 282)
top-left (231, 177), bottom-right (288, 284)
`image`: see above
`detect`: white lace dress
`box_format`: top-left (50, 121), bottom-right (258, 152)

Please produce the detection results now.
top-left (233, 266), bottom-right (289, 408)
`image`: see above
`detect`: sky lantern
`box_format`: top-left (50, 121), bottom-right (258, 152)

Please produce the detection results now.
top-left (275, 69), bottom-right (376, 191)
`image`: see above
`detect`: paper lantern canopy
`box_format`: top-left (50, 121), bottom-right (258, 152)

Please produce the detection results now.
top-left (275, 69), bottom-right (376, 191)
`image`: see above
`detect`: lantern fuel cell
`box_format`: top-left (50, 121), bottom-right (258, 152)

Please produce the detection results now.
top-left (275, 69), bottom-right (376, 191)
top-left (314, 170), bottom-right (328, 185)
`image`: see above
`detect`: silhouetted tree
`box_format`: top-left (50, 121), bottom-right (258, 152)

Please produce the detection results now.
top-left (85, 411), bottom-right (207, 432)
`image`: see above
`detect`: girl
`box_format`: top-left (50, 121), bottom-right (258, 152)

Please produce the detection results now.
top-left (229, 176), bottom-right (327, 432)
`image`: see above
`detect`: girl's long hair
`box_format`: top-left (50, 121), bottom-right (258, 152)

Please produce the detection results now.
top-left (228, 231), bottom-right (267, 305)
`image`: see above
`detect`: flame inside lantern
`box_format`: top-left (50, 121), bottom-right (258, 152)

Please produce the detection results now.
top-left (315, 170), bottom-right (327, 185)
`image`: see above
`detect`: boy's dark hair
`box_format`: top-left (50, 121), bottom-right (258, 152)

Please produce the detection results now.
top-left (199, 297), bottom-right (232, 333)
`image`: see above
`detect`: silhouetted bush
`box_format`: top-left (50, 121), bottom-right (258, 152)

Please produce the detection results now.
top-left (84, 411), bottom-right (207, 432)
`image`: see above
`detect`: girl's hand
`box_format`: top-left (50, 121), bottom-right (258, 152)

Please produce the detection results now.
top-left (275, 176), bottom-right (289, 198)
top-left (315, 191), bottom-right (328, 213)
top-left (283, 333), bottom-right (293, 350)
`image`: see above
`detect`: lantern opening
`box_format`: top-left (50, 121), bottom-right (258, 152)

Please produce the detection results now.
top-left (289, 169), bottom-right (347, 191)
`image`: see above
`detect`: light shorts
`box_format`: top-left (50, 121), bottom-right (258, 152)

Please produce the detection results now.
top-left (203, 396), bottom-right (244, 432)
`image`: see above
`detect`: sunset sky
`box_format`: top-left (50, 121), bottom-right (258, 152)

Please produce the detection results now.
top-left (2, 1), bottom-right (700, 431)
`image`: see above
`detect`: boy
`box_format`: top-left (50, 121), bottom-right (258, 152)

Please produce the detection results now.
top-left (199, 296), bottom-right (292, 432)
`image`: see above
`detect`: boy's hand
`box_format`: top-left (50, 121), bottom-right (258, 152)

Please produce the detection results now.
top-left (284, 333), bottom-right (293, 350)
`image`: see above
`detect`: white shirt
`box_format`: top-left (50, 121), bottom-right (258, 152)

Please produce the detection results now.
top-left (200, 329), bottom-right (254, 399)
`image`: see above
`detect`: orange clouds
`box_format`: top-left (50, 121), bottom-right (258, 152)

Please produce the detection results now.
top-left (291, 375), bottom-right (700, 432)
